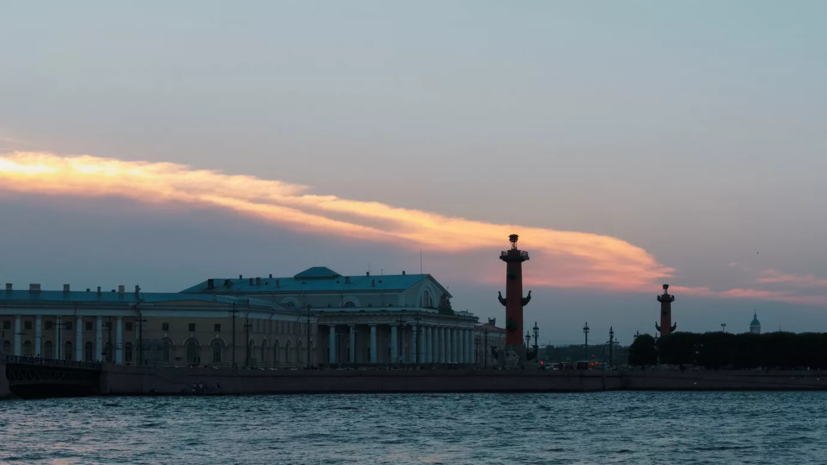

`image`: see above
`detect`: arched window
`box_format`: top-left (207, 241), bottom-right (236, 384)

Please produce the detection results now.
top-left (65, 341), bottom-right (73, 361)
top-left (343, 301), bottom-right (356, 308)
top-left (186, 340), bottom-right (199, 364)
top-left (212, 342), bottom-right (222, 363)
top-left (286, 302), bottom-right (296, 309)
top-left (297, 341), bottom-right (303, 365)
top-left (261, 340), bottom-right (268, 365)
top-left (105, 342), bottom-right (113, 363)
top-left (22, 340), bottom-right (33, 356)
top-left (162, 341), bottom-right (171, 363)
top-left (285, 341), bottom-right (291, 364)
top-left (1, 340), bottom-right (10, 354)
top-left (273, 341), bottom-right (280, 365)
top-left (124, 342), bottom-right (132, 364)
top-left (44, 341), bottom-right (54, 359)
top-left (421, 290), bottom-right (432, 308)
top-left (84, 341), bottom-right (94, 362)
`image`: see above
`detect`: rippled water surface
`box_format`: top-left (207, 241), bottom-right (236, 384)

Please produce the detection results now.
top-left (2, 392), bottom-right (826, 464)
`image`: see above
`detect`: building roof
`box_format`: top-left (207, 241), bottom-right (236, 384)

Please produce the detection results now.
top-left (293, 267), bottom-right (341, 279)
top-left (0, 289), bottom-right (281, 310)
top-left (751, 312), bottom-right (761, 326)
top-left (180, 268), bottom-right (451, 297)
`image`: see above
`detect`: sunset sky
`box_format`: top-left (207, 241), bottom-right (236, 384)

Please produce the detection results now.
top-left (2, 1), bottom-right (826, 344)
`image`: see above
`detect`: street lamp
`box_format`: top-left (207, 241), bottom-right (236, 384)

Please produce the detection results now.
top-left (583, 322), bottom-right (590, 360)
top-left (608, 326), bottom-right (614, 369)
top-left (525, 331), bottom-right (531, 349)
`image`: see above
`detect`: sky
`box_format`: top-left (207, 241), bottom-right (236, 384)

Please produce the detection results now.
top-left (1, 1), bottom-right (826, 345)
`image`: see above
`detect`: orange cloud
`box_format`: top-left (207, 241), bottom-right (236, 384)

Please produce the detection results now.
top-left (0, 151), bottom-right (672, 290)
top-left (671, 286), bottom-right (827, 306)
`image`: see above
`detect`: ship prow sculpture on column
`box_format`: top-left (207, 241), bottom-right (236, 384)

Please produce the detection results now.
top-left (655, 284), bottom-right (677, 337)
top-left (494, 234), bottom-right (531, 367)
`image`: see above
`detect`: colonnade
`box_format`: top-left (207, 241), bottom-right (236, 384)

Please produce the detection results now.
top-left (5, 314), bottom-right (125, 364)
top-left (325, 323), bottom-right (476, 365)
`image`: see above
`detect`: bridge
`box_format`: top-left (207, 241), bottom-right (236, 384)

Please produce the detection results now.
top-left (2, 355), bottom-right (102, 398)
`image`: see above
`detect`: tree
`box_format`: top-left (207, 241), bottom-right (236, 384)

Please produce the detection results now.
top-left (657, 332), bottom-right (699, 366)
top-left (629, 334), bottom-right (658, 367)
top-left (696, 332), bottom-right (736, 369)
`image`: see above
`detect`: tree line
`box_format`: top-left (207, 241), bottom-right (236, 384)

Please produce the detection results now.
top-left (628, 331), bottom-right (827, 369)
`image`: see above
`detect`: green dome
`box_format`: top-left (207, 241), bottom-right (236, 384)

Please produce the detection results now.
top-left (751, 312), bottom-right (761, 326)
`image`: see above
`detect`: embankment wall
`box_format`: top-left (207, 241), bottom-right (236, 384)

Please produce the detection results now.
top-left (0, 361), bottom-right (10, 399)
top-left (99, 366), bottom-right (827, 395)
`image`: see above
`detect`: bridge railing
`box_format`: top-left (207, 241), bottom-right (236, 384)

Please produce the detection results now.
top-left (2, 354), bottom-right (102, 370)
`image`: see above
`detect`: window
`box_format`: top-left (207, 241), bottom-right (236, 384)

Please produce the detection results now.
top-left (162, 323), bottom-right (169, 332)
top-left (162, 341), bottom-right (171, 363)
top-left (124, 342), bottom-right (133, 363)
top-left (64, 341), bottom-right (73, 360)
top-left (212, 343), bottom-right (222, 363)
top-left (22, 341), bottom-right (33, 356)
top-left (261, 341), bottom-right (268, 364)
top-left (44, 341), bottom-right (54, 359)
top-left (125, 322), bottom-right (133, 331)
top-left (105, 342), bottom-right (113, 363)
top-left (84, 341), bottom-right (93, 361)
top-left (2, 321), bottom-right (9, 330)
top-left (45, 321), bottom-right (53, 330)
top-left (285, 341), bottom-right (291, 364)
top-left (214, 324), bottom-right (221, 332)
top-left (297, 341), bottom-right (303, 364)
top-left (188, 323), bottom-right (196, 332)
top-left (2, 340), bottom-right (11, 354)
top-left (186, 340), bottom-right (199, 364)
top-left (422, 290), bottom-right (432, 308)
top-left (24, 321), bottom-right (32, 330)
top-left (286, 302), bottom-right (296, 308)
top-left (344, 301), bottom-right (356, 308)
top-left (273, 341), bottom-right (280, 364)
top-left (65, 322), bottom-right (73, 331)
top-left (85, 321), bottom-right (93, 331)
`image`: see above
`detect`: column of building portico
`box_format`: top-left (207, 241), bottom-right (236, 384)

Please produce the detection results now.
top-left (425, 326), bottom-right (432, 363)
top-left (35, 315), bottom-right (42, 357)
top-left (444, 328), bottom-right (450, 363)
top-left (349, 325), bottom-right (356, 363)
top-left (453, 328), bottom-right (459, 363)
top-left (55, 316), bottom-right (63, 360)
top-left (13, 315), bottom-right (21, 356)
top-left (419, 325), bottom-right (427, 363)
top-left (116, 316), bottom-right (123, 364)
top-left (96, 316), bottom-right (103, 361)
top-left (469, 329), bottom-right (475, 364)
top-left (457, 329), bottom-right (463, 364)
top-left (75, 316), bottom-right (83, 360)
top-left (409, 324), bottom-right (417, 364)
top-left (466, 329), bottom-right (471, 363)
top-left (460, 329), bottom-right (466, 364)
top-left (390, 325), bottom-right (398, 364)
top-left (440, 327), bottom-right (446, 363)
top-left (328, 325), bottom-right (337, 364)
top-left (369, 324), bottom-right (377, 363)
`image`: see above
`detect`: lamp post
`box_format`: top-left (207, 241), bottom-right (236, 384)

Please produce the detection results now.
top-left (524, 331), bottom-right (531, 349)
top-left (532, 321), bottom-right (539, 353)
top-left (583, 322), bottom-right (590, 360)
top-left (608, 326), bottom-right (614, 369)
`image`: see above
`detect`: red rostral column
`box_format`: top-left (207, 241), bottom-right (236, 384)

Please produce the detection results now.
top-left (655, 284), bottom-right (676, 337)
top-left (498, 234), bottom-right (531, 357)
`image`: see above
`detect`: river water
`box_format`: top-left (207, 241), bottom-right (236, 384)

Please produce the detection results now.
top-left (1, 392), bottom-right (825, 464)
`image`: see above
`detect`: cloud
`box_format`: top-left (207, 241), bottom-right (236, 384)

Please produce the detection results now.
top-left (757, 269), bottom-right (827, 288)
top-left (0, 151), bottom-right (673, 291)
top-left (671, 286), bottom-right (827, 306)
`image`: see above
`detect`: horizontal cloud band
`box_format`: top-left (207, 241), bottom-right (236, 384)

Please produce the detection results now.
top-left (0, 151), bottom-right (672, 290)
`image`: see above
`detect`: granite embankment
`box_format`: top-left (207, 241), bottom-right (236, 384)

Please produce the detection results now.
top-left (0, 361), bottom-right (10, 399)
top-left (99, 365), bottom-right (827, 395)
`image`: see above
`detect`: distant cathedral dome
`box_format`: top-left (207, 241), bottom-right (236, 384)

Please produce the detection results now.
top-left (750, 311), bottom-right (761, 334)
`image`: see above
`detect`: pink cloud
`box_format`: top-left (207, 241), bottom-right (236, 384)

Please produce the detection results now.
top-left (757, 269), bottom-right (827, 288)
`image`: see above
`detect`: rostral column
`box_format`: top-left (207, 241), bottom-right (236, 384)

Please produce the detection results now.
top-left (655, 284), bottom-right (676, 337)
top-left (498, 234), bottom-right (531, 363)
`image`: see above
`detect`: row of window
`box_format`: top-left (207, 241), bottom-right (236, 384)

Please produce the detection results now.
top-left (1, 320), bottom-right (136, 332)
top-left (2, 320), bottom-right (305, 335)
